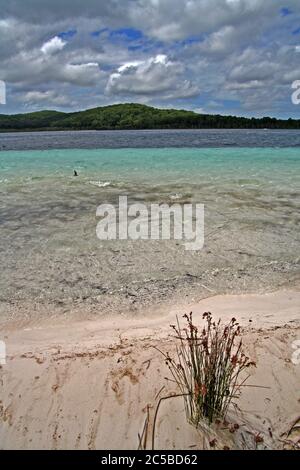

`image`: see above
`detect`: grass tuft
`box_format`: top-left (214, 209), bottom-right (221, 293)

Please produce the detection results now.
top-left (158, 312), bottom-right (256, 425)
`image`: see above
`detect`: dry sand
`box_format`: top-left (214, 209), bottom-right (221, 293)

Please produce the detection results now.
top-left (0, 289), bottom-right (299, 450)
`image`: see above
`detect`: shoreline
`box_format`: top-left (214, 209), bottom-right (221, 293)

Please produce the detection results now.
top-left (1, 289), bottom-right (299, 449)
top-left (2, 127), bottom-right (300, 134)
top-left (1, 279), bottom-right (299, 328)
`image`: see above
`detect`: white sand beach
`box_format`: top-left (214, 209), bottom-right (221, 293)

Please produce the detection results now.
top-left (1, 289), bottom-right (299, 450)
top-left (1, 0), bottom-right (300, 456)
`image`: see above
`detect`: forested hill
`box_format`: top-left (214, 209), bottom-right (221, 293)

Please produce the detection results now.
top-left (0, 103), bottom-right (300, 131)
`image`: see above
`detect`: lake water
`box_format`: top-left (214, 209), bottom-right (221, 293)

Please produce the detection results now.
top-left (0, 130), bottom-right (299, 322)
top-left (1, 129), bottom-right (300, 150)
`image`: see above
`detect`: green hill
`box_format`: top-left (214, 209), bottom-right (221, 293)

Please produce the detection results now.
top-left (0, 103), bottom-right (299, 130)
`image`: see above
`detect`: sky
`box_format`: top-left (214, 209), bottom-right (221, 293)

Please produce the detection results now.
top-left (0, 0), bottom-right (300, 118)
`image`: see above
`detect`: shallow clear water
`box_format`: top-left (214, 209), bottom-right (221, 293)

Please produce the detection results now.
top-left (0, 141), bottom-right (299, 321)
top-left (1, 146), bottom-right (299, 182)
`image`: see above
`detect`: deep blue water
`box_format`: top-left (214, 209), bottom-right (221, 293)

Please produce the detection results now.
top-left (1, 129), bottom-right (300, 151)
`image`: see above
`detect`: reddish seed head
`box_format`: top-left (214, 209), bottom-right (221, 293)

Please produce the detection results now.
top-left (254, 433), bottom-right (264, 444)
top-left (166, 310), bottom-right (255, 425)
top-left (209, 439), bottom-right (217, 448)
top-left (246, 361), bottom-right (256, 368)
top-left (231, 355), bottom-right (238, 365)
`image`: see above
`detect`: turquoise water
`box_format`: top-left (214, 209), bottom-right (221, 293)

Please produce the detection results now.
top-left (1, 147), bottom-right (299, 185)
top-left (0, 147), bottom-right (299, 320)
top-left (1, 147), bottom-right (299, 224)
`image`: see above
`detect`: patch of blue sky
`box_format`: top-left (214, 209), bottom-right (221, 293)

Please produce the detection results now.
top-left (127, 44), bottom-right (144, 51)
top-left (100, 64), bottom-right (115, 72)
top-left (109, 28), bottom-right (143, 41)
top-left (280, 7), bottom-right (293, 17)
top-left (292, 27), bottom-right (300, 34)
top-left (128, 38), bottom-right (165, 53)
top-left (170, 35), bottom-right (203, 51)
top-left (90, 28), bottom-right (109, 38)
top-left (219, 99), bottom-right (241, 110)
top-left (180, 36), bottom-right (203, 46)
top-left (58, 29), bottom-right (77, 40)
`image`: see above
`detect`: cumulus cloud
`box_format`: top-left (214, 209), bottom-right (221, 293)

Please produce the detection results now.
top-left (229, 61), bottom-right (279, 83)
top-left (107, 54), bottom-right (173, 93)
top-left (129, 0), bottom-right (285, 41)
top-left (59, 63), bottom-right (100, 86)
top-left (41, 36), bottom-right (67, 55)
top-left (1, 47), bottom-right (102, 88)
top-left (106, 54), bottom-right (198, 98)
top-left (23, 90), bottom-right (69, 106)
top-left (0, 0), bottom-right (299, 116)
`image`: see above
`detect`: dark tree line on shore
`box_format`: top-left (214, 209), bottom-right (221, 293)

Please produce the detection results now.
top-left (1, 103), bottom-right (300, 131)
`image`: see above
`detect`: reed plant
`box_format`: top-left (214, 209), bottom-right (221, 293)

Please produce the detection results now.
top-left (159, 312), bottom-right (255, 425)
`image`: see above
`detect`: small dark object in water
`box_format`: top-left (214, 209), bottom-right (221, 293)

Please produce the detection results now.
top-left (73, 170), bottom-right (78, 176)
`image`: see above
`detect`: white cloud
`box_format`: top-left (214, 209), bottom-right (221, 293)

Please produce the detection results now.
top-left (129, 0), bottom-right (283, 41)
top-left (41, 36), bottom-right (66, 55)
top-left (198, 25), bottom-right (240, 56)
top-left (118, 61), bottom-right (144, 73)
top-left (106, 54), bottom-right (198, 98)
top-left (1, 0), bottom-right (300, 116)
top-left (23, 90), bottom-right (69, 106)
top-left (229, 61), bottom-right (278, 83)
top-left (61, 62), bottom-right (100, 85)
top-left (225, 80), bottom-right (265, 90)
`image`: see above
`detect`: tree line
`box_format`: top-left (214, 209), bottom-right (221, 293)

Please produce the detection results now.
top-left (0, 103), bottom-right (299, 131)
